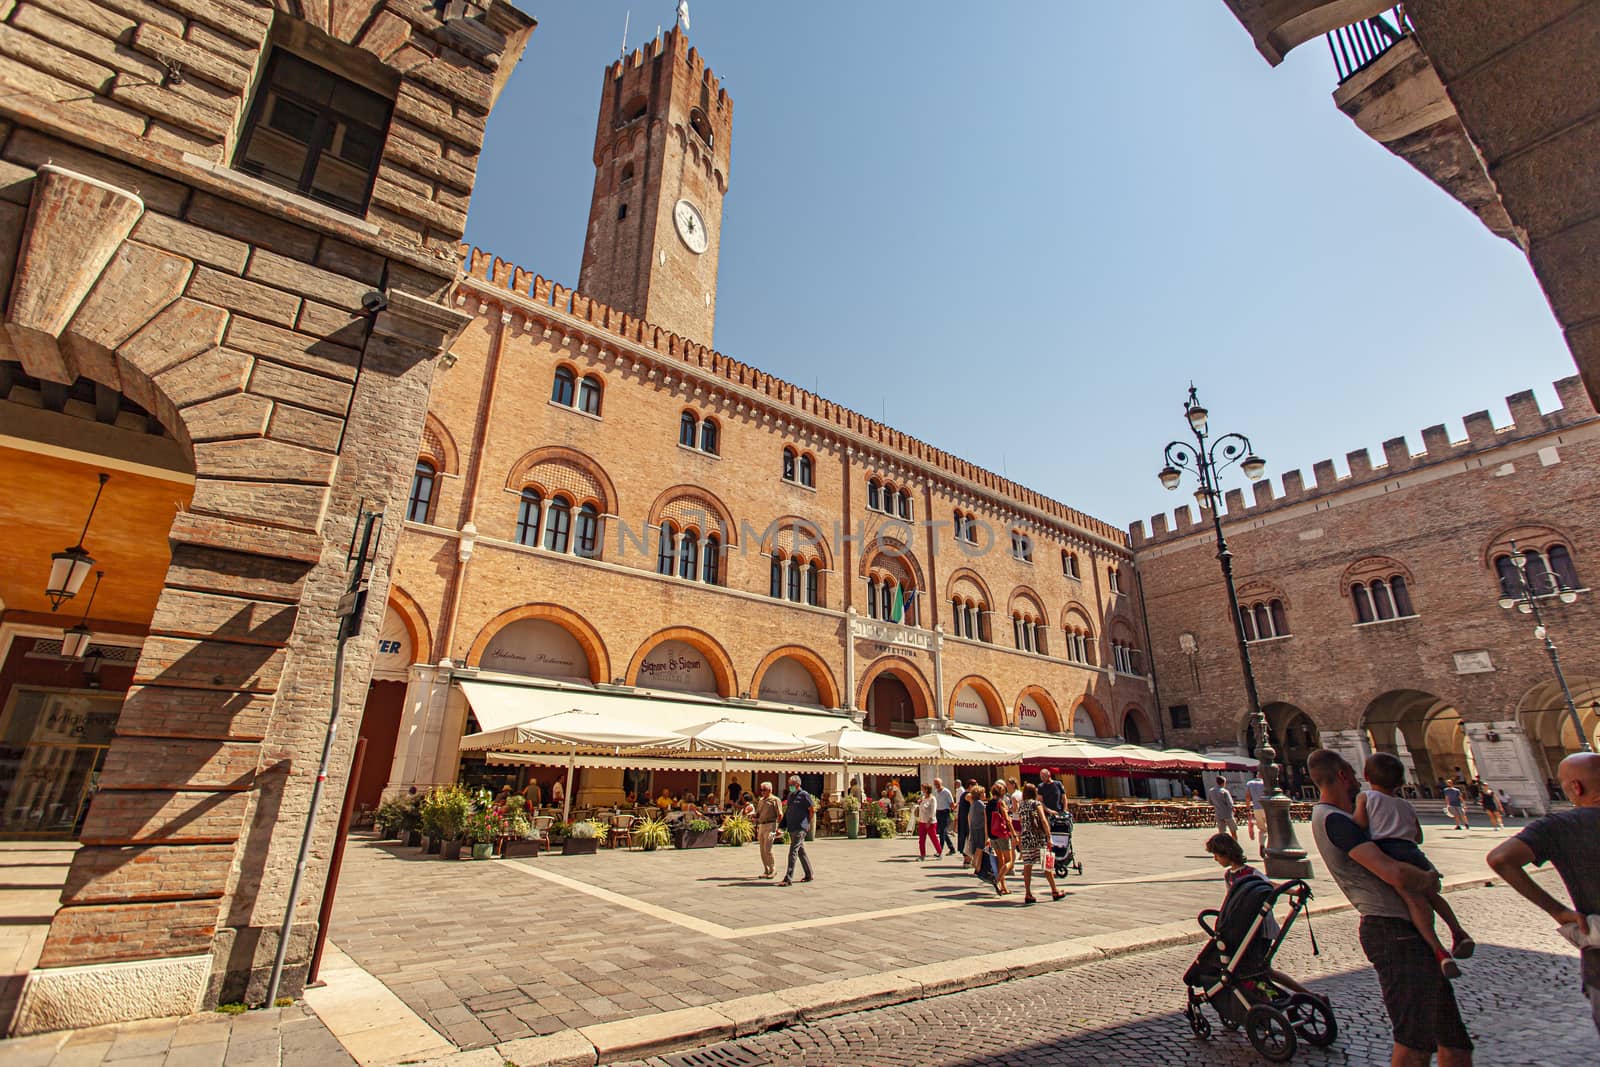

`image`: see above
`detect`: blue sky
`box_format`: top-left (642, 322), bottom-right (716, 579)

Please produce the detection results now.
top-left (464, 2), bottom-right (1575, 533)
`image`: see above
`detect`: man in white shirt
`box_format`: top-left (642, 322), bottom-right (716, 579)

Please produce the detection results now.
top-left (1244, 772), bottom-right (1268, 857)
top-left (932, 777), bottom-right (955, 858)
top-left (1207, 775), bottom-right (1237, 838)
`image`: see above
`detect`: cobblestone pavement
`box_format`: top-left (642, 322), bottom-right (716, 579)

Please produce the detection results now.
top-left (4, 1003), bottom-right (354, 1067)
top-left (327, 816), bottom-right (1513, 1050)
top-left (617, 880), bottom-right (1599, 1067)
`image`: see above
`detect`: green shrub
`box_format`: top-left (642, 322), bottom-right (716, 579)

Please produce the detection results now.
top-left (464, 809), bottom-right (507, 845)
top-left (686, 818), bottom-right (713, 833)
top-left (569, 819), bottom-right (608, 841)
top-left (634, 817), bottom-right (671, 850)
top-left (719, 813), bottom-right (754, 845)
top-left (215, 1002), bottom-right (247, 1015)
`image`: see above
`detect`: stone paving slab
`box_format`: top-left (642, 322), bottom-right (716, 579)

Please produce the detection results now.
top-left (326, 815), bottom-right (1513, 1052)
top-left (3, 1004), bottom-right (355, 1067)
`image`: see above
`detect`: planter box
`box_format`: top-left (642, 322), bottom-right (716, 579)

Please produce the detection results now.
top-left (674, 828), bottom-right (719, 850)
top-left (502, 839), bottom-right (543, 859)
top-left (563, 837), bottom-right (599, 856)
top-left (470, 842), bottom-right (495, 860)
top-left (404, 830), bottom-right (423, 848)
top-left (424, 835), bottom-right (442, 854)
top-left (441, 839), bottom-right (464, 861)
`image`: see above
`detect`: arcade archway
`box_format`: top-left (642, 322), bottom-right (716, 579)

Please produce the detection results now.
top-left (1245, 702), bottom-right (1321, 795)
top-left (1516, 680), bottom-right (1600, 785)
top-left (1363, 690), bottom-right (1474, 794)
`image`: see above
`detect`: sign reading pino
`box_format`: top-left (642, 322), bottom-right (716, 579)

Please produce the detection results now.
top-left (1018, 694), bottom-right (1047, 731)
top-left (638, 639), bottom-right (717, 693)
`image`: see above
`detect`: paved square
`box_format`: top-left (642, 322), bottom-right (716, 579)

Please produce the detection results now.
top-left (326, 816), bottom-right (1510, 1050)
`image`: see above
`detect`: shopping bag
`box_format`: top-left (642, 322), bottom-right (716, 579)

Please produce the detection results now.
top-left (978, 848), bottom-right (998, 885)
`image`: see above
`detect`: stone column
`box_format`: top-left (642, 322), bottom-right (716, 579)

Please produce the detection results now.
top-left (1463, 720), bottom-right (1548, 817)
top-left (383, 663), bottom-right (448, 797)
top-left (843, 608), bottom-right (857, 710)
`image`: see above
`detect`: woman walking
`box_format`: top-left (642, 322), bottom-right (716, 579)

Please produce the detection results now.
top-left (915, 784), bottom-right (941, 859)
top-left (1017, 783), bottom-right (1064, 904)
top-left (1479, 781), bottom-right (1505, 830)
top-left (966, 785), bottom-right (989, 876)
top-left (988, 785), bottom-right (1014, 896)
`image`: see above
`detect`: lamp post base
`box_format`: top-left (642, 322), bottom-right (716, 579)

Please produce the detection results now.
top-left (1262, 794), bottom-right (1314, 880)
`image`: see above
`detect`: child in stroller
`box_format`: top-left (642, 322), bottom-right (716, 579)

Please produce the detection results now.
top-left (1183, 833), bottom-right (1337, 1062)
top-left (1047, 809), bottom-right (1082, 880)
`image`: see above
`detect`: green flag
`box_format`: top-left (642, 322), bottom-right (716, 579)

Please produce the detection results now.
top-left (891, 586), bottom-right (905, 623)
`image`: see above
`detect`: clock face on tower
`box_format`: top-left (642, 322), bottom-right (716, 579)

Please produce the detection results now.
top-left (673, 199), bottom-right (709, 254)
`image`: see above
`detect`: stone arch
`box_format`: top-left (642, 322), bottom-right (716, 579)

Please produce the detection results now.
top-left (1121, 704), bottom-right (1156, 743)
top-left (948, 674), bottom-right (1007, 727)
top-left (1007, 585), bottom-right (1049, 624)
top-left (1360, 689), bottom-right (1474, 790)
top-left (859, 534), bottom-right (926, 591)
top-left (760, 516), bottom-right (833, 570)
top-left (464, 603), bottom-right (610, 684)
top-left (751, 645), bottom-right (840, 709)
top-left (1061, 601), bottom-right (1095, 633)
top-left (855, 656), bottom-right (934, 720)
top-left (1481, 521), bottom-right (1577, 569)
top-left (1070, 694), bottom-right (1112, 738)
top-left (1016, 684), bottom-right (1064, 733)
top-left (1339, 556), bottom-right (1414, 595)
top-left (627, 626), bottom-right (737, 697)
top-left (419, 412), bottom-right (459, 475)
top-left (647, 484), bottom-right (737, 544)
top-left (1235, 577), bottom-right (1290, 610)
top-left (1516, 679), bottom-right (1600, 780)
top-left (944, 566), bottom-right (994, 608)
top-left (386, 584), bottom-right (434, 664)
top-left (506, 444), bottom-right (616, 514)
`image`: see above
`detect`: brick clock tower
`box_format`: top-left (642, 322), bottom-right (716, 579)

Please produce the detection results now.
top-left (579, 27), bottom-right (731, 346)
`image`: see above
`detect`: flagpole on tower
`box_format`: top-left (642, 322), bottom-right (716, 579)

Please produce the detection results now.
top-left (620, 9), bottom-right (630, 57)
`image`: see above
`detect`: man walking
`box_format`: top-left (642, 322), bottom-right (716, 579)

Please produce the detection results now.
top-left (1244, 770), bottom-right (1268, 857)
top-left (933, 777), bottom-right (956, 858)
top-left (1487, 752), bottom-right (1600, 1035)
top-left (1039, 769), bottom-right (1066, 815)
top-left (1443, 780), bottom-right (1469, 830)
top-left (956, 778), bottom-right (974, 857)
top-left (1307, 749), bottom-right (1472, 1066)
top-left (779, 775), bottom-right (814, 886)
top-left (1208, 775), bottom-right (1238, 839)
top-left (754, 780), bottom-right (782, 878)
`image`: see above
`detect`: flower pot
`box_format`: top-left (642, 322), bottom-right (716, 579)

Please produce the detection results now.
top-left (845, 811), bottom-right (859, 839)
top-left (674, 827), bottom-right (719, 849)
top-left (471, 842), bottom-right (494, 860)
top-left (425, 835), bottom-right (442, 854)
top-left (502, 839), bottom-right (543, 859)
top-left (441, 839), bottom-right (463, 861)
top-left (563, 837), bottom-right (599, 856)
top-left (404, 829), bottom-right (423, 848)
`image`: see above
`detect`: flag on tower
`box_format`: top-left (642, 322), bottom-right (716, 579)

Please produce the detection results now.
top-left (676, 1), bottom-right (689, 30)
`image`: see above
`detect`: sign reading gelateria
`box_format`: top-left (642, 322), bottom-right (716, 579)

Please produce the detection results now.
top-left (480, 619), bottom-right (591, 681)
top-left (952, 684), bottom-right (989, 726)
top-left (637, 639), bottom-right (717, 694)
top-left (757, 656), bottom-right (822, 707)
top-left (1018, 694), bottom-right (1048, 732)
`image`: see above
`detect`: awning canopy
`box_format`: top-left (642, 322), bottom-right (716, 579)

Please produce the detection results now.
top-left (462, 710), bottom-right (689, 753)
top-left (680, 718), bottom-right (828, 755)
top-left (1204, 751), bottom-right (1259, 771)
top-left (905, 730), bottom-right (1022, 764)
top-left (807, 726), bottom-right (934, 763)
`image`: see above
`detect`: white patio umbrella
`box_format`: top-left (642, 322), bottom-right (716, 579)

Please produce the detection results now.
top-left (679, 718), bottom-right (828, 803)
top-left (808, 726), bottom-right (933, 797)
top-left (460, 710), bottom-right (690, 819)
top-left (906, 730), bottom-right (1022, 764)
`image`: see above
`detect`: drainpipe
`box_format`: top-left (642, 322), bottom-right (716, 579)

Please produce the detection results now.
top-left (1134, 561), bottom-right (1168, 747)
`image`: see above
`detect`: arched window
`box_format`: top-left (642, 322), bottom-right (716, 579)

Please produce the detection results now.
top-left (551, 366), bottom-right (575, 406)
top-left (1388, 579), bottom-right (1412, 618)
top-left (543, 496), bottom-right (571, 553)
top-left (1352, 581), bottom-right (1375, 623)
top-left (866, 577), bottom-right (880, 619)
top-left (678, 531), bottom-right (700, 579)
top-left (896, 490), bottom-right (910, 520)
top-left (515, 488), bottom-right (542, 546)
top-left (407, 461), bottom-right (435, 523)
top-left (1523, 549), bottom-right (1550, 586)
top-left (1033, 623), bottom-right (1047, 655)
top-left (1494, 554), bottom-right (1520, 598)
top-left (1371, 578), bottom-right (1395, 620)
top-left (1550, 544), bottom-right (1581, 590)
top-left (1109, 568), bottom-right (1122, 594)
top-left (798, 453), bottom-right (814, 488)
top-left (699, 418), bottom-right (719, 454)
top-left (1238, 605), bottom-right (1257, 641)
top-left (1270, 599), bottom-right (1290, 635)
top-left (577, 375), bottom-right (602, 415)
top-left (620, 162), bottom-right (635, 184)
top-left (881, 581), bottom-right (896, 621)
top-left (770, 556), bottom-right (784, 598)
top-left (679, 411), bottom-right (698, 447)
top-left (701, 534), bottom-right (720, 584)
top-left (782, 448), bottom-right (796, 481)
top-left (1254, 604), bottom-right (1272, 639)
top-left (787, 557), bottom-right (803, 601)
top-left (657, 522), bottom-right (678, 576)
top-left (867, 478), bottom-right (882, 512)
top-left (575, 503), bottom-right (599, 558)
top-left (804, 562), bottom-right (819, 606)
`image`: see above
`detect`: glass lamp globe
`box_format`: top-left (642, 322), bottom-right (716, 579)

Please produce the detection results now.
top-left (1186, 405), bottom-right (1209, 434)
top-left (1560, 590), bottom-right (1578, 604)
top-left (1518, 602), bottom-right (1533, 614)
top-left (1241, 455), bottom-right (1266, 481)
top-left (1498, 596), bottom-right (1515, 610)
top-left (1158, 466), bottom-right (1182, 491)
top-left (1534, 625), bottom-right (1548, 640)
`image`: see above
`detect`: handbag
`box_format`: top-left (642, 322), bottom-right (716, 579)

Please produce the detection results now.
top-left (978, 848), bottom-right (999, 885)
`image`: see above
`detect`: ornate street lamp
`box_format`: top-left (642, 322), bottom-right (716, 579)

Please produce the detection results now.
top-left (45, 473), bottom-right (109, 610)
top-left (59, 571), bottom-right (105, 660)
top-left (1159, 385), bottom-right (1312, 878)
top-left (1498, 540), bottom-right (1591, 752)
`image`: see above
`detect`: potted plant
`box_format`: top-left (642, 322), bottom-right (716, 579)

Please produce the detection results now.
top-left (844, 794), bottom-right (861, 840)
top-left (464, 808), bottom-right (506, 860)
top-left (870, 816), bottom-right (897, 840)
top-left (434, 786), bottom-right (472, 860)
top-left (634, 816), bottom-right (671, 852)
top-left (674, 817), bottom-right (719, 849)
top-left (501, 804), bottom-right (540, 858)
top-left (373, 798), bottom-right (406, 839)
top-left (719, 813), bottom-right (754, 847)
top-left (563, 819), bottom-right (607, 855)
top-left (419, 789), bottom-right (445, 853)
top-left (549, 820), bottom-right (572, 845)
top-left (399, 793), bottom-right (424, 847)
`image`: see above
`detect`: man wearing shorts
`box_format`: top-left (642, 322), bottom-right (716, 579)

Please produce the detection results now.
top-left (1244, 771), bottom-right (1268, 857)
top-left (1307, 749), bottom-right (1473, 1066)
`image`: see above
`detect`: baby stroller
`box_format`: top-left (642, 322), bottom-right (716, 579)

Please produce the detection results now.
top-left (1182, 875), bottom-right (1337, 1062)
top-left (1048, 810), bottom-right (1082, 879)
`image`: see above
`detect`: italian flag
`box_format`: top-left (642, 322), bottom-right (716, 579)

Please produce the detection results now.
top-left (891, 587), bottom-right (906, 623)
